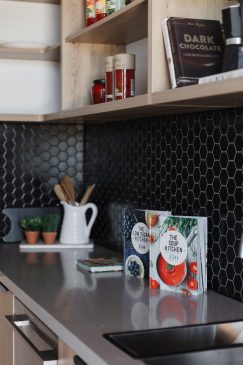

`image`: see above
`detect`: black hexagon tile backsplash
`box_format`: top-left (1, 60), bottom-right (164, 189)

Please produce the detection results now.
top-left (0, 122), bottom-right (84, 236)
top-left (0, 108), bottom-right (242, 302)
top-left (84, 108), bottom-right (243, 302)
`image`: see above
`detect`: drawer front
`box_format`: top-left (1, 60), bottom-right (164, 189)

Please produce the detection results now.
top-left (14, 297), bottom-right (57, 346)
top-left (0, 285), bottom-right (14, 365)
top-left (5, 297), bottom-right (58, 365)
top-left (58, 339), bottom-right (87, 365)
top-left (6, 314), bottom-right (58, 365)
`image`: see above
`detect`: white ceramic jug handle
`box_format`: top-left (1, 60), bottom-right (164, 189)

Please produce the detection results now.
top-left (84, 203), bottom-right (98, 237)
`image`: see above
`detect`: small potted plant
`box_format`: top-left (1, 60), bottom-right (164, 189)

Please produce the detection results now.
top-left (41, 214), bottom-right (60, 244)
top-left (20, 216), bottom-right (42, 244)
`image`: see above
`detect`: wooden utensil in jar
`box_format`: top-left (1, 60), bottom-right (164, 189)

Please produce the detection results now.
top-left (80, 184), bottom-right (95, 206)
top-left (54, 184), bottom-right (68, 202)
top-left (61, 175), bottom-right (75, 205)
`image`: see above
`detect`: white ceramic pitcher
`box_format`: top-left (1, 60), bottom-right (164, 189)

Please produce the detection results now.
top-left (60, 201), bottom-right (98, 244)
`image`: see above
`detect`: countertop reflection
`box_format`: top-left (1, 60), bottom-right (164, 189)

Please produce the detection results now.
top-left (0, 244), bottom-right (243, 365)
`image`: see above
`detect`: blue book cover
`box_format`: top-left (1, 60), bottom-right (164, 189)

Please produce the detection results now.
top-left (123, 208), bottom-right (171, 278)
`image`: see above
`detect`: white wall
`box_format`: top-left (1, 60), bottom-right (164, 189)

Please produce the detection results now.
top-left (0, 1), bottom-right (60, 114)
top-left (126, 38), bottom-right (148, 95)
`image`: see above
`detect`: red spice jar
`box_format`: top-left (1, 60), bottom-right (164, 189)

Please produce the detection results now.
top-left (91, 79), bottom-right (106, 104)
top-left (95, 0), bottom-right (107, 21)
top-left (114, 53), bottom-right (135, 100)
top-left (105, 56), bottom-right (114, 102)
top-left (86, 0), bottom-right (96, 26)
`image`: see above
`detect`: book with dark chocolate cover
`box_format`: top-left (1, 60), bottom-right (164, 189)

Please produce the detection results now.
top-left (162, 17), bottom-right (224, 88)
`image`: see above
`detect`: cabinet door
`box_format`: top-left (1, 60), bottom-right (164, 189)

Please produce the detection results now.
top-left (58, 339), bottom-right (76, 365)
top-left (0, 285), bottom-right (14, 365)
top-left (5, 297), bottom-right (58, 365)
top-left (6, 314), bottom-right (58, 365)
top-left (14, 328), bottom-right (46, 365)
top-left (58, 340), bottom-right (87, 365)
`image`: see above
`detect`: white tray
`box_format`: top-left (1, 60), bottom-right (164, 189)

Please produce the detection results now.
top-left (19, 241), bottom-right (94, 252)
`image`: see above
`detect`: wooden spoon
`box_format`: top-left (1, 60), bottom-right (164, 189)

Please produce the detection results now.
top-left (80, 184), bottom-right (95, 206)
top-left (61, 175), bottom-right (76, 205)
top-left (60, 181), bottom-right (73, 205)
top-left (54, 184), bottom-right (68, 202)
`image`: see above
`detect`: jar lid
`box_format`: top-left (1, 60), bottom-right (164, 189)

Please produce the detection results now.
top-left (114, 53), bottom-right (136, 70)
top-left (93, 79), bottom-right (106, 84)
top-left (105, 56), bottom-right (114, 72)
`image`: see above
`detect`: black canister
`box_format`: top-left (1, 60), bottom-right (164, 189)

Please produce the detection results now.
top-left (222, 3), bottom-right (243, 71)
top-left (222, 4), bottom-right (241, 41)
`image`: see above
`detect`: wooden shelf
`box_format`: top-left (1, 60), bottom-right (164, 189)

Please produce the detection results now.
top-left (66, 0), bottom-right (148, 45)
top-left (0, 114), bottom-right (44, 122)
top-left (0, 44), bottom-right (60, 62)
top-left (45, 77), bottom-right (243, 122)
top-left (2, 77), bottom-right (243, 123)
top-left (151, 76), bottom-right (243, 110)
top-left (11, 0), bottom-right (60, 4)
top-left (45, 94), bottom-right (149, 122)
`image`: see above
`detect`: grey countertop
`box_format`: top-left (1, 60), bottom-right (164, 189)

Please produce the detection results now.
top-left (0, 243), bottom-right (243, 364)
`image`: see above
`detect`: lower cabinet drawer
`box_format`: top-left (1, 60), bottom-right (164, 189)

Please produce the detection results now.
top-left (58, 339), bottom-right (87, 365)
top-left (5, 297), bottom-right (58, 365)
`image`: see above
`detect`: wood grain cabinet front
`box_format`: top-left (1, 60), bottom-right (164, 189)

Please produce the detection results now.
top-left (58, 339), bottom-right (76, 365)
top-left (6, 297), bottom-right (58, 365)
top-left (58, 339), bottom-right (87, 365)
top-left (0, 283), bottom-right (14, 365)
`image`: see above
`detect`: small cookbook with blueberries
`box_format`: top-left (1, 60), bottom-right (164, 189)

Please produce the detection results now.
top-left (149, 215), bottom-right (207, 295)
top-left (123, 208), bottom-right (171, 279)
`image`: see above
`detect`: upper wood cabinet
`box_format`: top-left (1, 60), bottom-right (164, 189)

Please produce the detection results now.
top-left (66, 0), bottom-right (147, 45)
top-left (2, 0), bottom-right (243, 122)
top-left (55, 0), bottom-right (239, 122)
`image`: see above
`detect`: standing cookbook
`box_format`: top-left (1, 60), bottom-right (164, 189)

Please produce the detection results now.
top-left (162, 17), bottom-right (224, 88)
top-left (149, 215), bottom-right (207, 295)
top-left (123, 208), bottom-right (171, 279)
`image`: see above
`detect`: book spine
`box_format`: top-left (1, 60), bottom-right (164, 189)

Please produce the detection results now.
top-left (162, 18), bottom-right (177, 89)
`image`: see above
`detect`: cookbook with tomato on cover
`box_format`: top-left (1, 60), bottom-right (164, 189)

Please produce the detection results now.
top-left (149, 215), bottom-right (207, 295)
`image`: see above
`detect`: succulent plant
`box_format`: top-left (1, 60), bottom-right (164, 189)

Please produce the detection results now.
top-left (20, 216), bottom-right (42, 232)
top-left (41, 214), bottom-right (60, 232)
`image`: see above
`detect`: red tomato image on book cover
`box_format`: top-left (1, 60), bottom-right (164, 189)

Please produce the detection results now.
top-left (149, 216), bottom-right (207, 295)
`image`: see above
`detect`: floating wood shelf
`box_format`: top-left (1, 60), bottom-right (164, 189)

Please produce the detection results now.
top-left (45, 77), bottom-right (243, 121)
top-left (151, 76), bottom-right (243, 110)
top-left (11, 0), bottom-right (60, 4)
top-left (45, 94), bottom-right (149, 122)
top-left (66, 0), bottom-right (148, 45)
top-left (1, 77), bottom-right (243, 123)
top-left (0, 44), bottom-right (60, 62)
top-left (0, 114), bottom-right (44, 123)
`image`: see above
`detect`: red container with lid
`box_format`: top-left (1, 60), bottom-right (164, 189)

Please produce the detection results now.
top-left (86, 0), bottom-right (96, 26)
top-left (105, 56), bottom-right (114, 102)
top-left (114, 53), bottom-right (135, 100)
top-left (91, 79), bottom-right (106, 104)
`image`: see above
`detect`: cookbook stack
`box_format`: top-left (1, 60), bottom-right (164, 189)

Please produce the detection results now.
top-left (123, 210), bottom-right (207, 296)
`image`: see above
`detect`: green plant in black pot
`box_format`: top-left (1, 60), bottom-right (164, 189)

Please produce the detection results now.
top-left (41, 214), bottom-right (60, 244)
top-left (20, 216), bottom-right (42, 244)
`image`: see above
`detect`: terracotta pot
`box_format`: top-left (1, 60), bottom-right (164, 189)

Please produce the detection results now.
top-left (24, 231), bottom-right (39, 244)
top-left (42, 232), bottom-right (57, 245)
